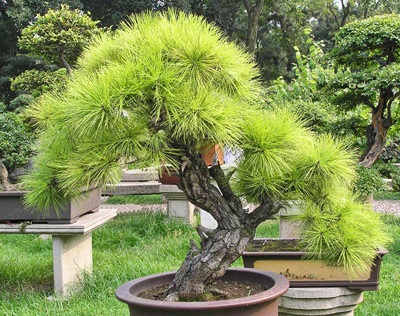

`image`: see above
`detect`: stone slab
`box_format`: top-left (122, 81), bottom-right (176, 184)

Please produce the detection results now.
top-left (104, 182), bottom-right (161, 195)
top-left (0, 208), bottom-right (117, 235)
top-left (122, 169), bottom-right (158, 182)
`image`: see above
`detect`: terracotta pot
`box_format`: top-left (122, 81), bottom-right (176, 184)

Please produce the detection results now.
top-left (159, 170), bottom-right (180, 185)
top-left (201, 143), bottom-right (224, 166)
top-left (0, 187), bottom-right (101, 224)
top-left (242, 238), bottom-right (388, 291)
top-left (115, 268), bottom-right (289, 316)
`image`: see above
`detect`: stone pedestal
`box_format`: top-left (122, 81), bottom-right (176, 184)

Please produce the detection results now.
top-left (160, 185), bottom-right (195, 224)
top-left (52, 233), bottom-right (93, 296)
top-left (0, 209), bottom-right (117, 297)
top-left (278, 287), bottom-right (363, 316)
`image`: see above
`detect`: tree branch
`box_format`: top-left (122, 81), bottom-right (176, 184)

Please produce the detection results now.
top-left (178, 155), bottom-right (242, 229)
top-left (245, 199), bottom-right (282, 227)
top-left (209, 164), bottom-right (243, 215)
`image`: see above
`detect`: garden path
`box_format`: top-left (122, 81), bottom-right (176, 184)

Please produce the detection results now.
top-left (101, 200), bottom-right (400, 216)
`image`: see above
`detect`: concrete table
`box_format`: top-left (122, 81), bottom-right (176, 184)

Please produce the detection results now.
top-left (0, 208), bottom-right (117, 297)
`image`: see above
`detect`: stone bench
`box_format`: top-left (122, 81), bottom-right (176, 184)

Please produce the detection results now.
top-left (0, 208), bottom-right (117, 297)
top-left (103, 169), bottom-right (161, 196)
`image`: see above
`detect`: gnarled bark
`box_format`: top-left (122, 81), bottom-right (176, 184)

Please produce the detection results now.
top-left (166, 150), bottom-right (280, 301)
top-left (360, 89), bottom-right (396, 167)
top-left (0, 161), bottom-right (11, 191)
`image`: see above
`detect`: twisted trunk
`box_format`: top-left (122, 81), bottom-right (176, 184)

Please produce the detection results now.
top-left (166, 150), bottom-right (280, 301)
top-left (360, 88), bottom-right (396, 167)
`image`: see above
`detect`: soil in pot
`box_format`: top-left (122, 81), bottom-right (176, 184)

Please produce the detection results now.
top-left (139, 278), bottom-right (266, 302)
top-left (246, 239), bottom-right (301, 252)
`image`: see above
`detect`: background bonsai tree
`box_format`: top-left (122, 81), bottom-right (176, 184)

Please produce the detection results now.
top-left (18, 4), bottom-right (102, 77)
top-left (330, 15), bottom-right (400, 167)
top-left (24, 11), bottom-right (389, 301)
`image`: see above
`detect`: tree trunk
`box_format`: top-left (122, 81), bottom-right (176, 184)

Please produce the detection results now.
top-left (360, 92), bottom-right (394, 167)
top-left (0, 161), bottom-right (11, 191)
top-left (166, 151), bottom-right (280, 301)
top-left (243, 0), bottom-right (264, 53)
top-left (59, 53), bottom-right (72, 77)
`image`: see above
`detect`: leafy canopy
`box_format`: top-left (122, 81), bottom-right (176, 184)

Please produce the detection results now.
top-left (18, 4), bottom-right (101, 70)
top-left (330, 14), bottom-right (400, 104)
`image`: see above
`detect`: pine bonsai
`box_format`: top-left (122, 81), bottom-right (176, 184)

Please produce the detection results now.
top-left (24, 11), bottom-right (390, 301)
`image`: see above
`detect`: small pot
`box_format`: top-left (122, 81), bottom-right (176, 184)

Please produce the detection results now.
top-left (242, 238), bottom-right (388, 291)
top-left (201, 143), bottom-right (224, 166)
top-left (115, 268), bottom-right (289, 316)
top-left (0, 187), bottom-right (101, 224)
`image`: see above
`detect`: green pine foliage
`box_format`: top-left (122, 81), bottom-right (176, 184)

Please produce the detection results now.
top-left (298, 199), bottom-right (391, 277)
top-left (23, 10), bottom-right (390, 276)
top-left (24, 10), bottom-right (261, 211)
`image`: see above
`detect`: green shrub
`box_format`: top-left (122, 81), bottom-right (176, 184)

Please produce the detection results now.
top-left (8, 94), bottom-right (35, 111)
top-left (392, 173), bottom-right (400, 192)
top-left (354, 165), bottom-right (386, 200)
top-left (374, 161), bottom-right (400, 178)
top-left (379, 138), bottom-right (400, 163)
top-left (0, 112), bottom-right (34, 174)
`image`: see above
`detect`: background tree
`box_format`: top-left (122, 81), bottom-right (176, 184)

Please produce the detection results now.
top-left (330, 14), bottom-right (400, 167)
top-left (266, 36), bottom-right (369, 144)
top-left (24, 11), bottom-right (389, 301)
top-left (242, 0), bottom-right (264, 52)
top-left (18, 4), bottom-right (102, 77)
top-left (5, 0), bottom-right (82, 31)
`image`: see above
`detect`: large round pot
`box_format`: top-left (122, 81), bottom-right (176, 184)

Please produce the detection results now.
top-left (115, 268), bottom-right (289, 316)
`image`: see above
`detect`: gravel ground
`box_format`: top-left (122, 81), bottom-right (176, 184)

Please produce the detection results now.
top-left (102, 200), bottom-right (400, 216)
top-left (101, 203), bottom-right (167, 214)
top-left (373, 200), bottom-right (400, 217)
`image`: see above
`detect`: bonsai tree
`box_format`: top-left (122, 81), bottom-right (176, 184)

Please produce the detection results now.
top-left (18, 4), bottom-right (102, 77)
top-left (0, 111), bottom-right (34, 190)
top-left (24, 11), bottom-right (389, 301)
top-left (330, 15), bottom-right (400, 167)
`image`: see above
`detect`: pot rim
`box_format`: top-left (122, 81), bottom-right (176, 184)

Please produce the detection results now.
top-left (115, 268), bottom-right (289, 311)
top-left (243, 238), bottom-right (389, 256)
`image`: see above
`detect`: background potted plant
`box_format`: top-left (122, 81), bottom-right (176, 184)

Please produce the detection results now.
top-left (23, 10), bottom-right (390, 315)
top-left (0, 160), bottom-right (101, 224)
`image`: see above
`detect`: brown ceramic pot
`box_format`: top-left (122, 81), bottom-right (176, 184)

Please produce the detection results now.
top-left (115, 268), bottom-right (289, 316)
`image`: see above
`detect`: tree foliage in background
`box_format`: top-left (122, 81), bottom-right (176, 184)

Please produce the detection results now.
top-left (330, 14), bottom-right (400, 167)
top-left (0, 111), bottom-right (34, 174)
top-left (5, 0), bottom-right (82, 30)
top-left (18, 4), bottom-right (102, 76)
top-left (265, 36), bottom-right (369, 145)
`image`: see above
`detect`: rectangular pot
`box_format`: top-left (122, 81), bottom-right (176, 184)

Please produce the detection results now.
top-left (0, 188), bottom-right (101, 224)
top-left (242, 238), bottom-right (388, 291)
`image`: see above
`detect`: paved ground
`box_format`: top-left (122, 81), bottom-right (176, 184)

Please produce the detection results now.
top-left (373, 200), bottom-right (400, 217)
top-left (102, 200), bottom-right (400, 216)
